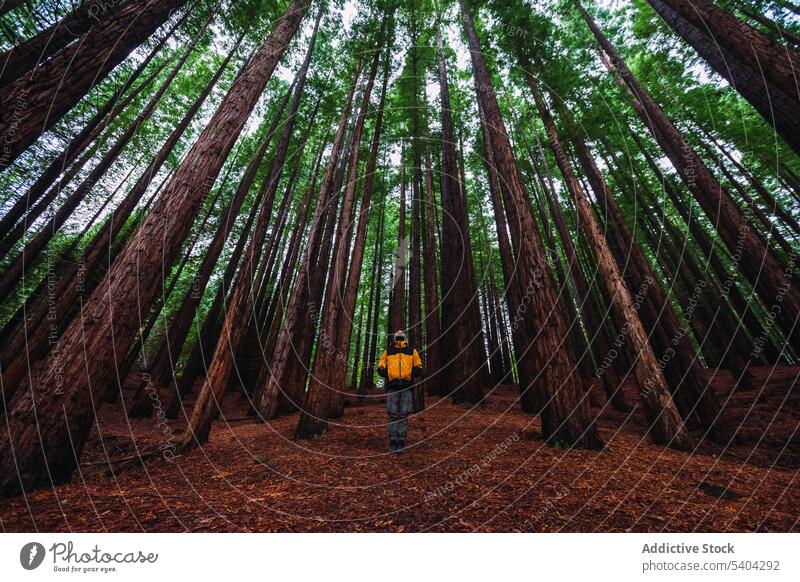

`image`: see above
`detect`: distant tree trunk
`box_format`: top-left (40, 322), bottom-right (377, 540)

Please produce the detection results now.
top-left (0, 0), bottom-right (190, 171)
top-left (408, 23), bottom-right (425, 412)
top-left (527, 73), bottom-right (691, 449)
top-left (573, 127), bottom-right (732, 442)
top-left (645, 0), bottom-right (800, 155)
top-left (520, 123), bottom-right (594, 394)
top-left (460, 0), bottom-right (602, 449)
top-left (390, 160), bottom-right (407, 334)
top-left (476, 104), bottom-right (524, 396)
top-left (0, 51), bottom-right (175, 259)
top-left (249, 129), bottom-right (328, 414)
top-left (297, 36), bottom-right (384, 438)
top-left (701, 127), bottom-right (800, 240)
top-left (436, 24), bottom-right (484, 405)
top-left (360, 194), bottom-right (387, 398)
top-left (0, 0), bottom-right (310, 497)
top-left (168, 179), bottom-right (264, 420)
top-left (628, 130), bottom-right (782, 364)
top-left (420, 145), bottom-right (442, 396)
top-left (256, 61), bottom-right (360, 421)
top-left (579, 2), bottom-right (800, 355)
top-left (0, 23), bottom-right (205, 302)
top-left (0, 26), bottom-right (232, 403)
top-left (349, 304), bottom-right (365, 389)
top-left (0, 0), bottom-right (130, 87)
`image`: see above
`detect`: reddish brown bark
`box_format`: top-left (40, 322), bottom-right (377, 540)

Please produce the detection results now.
top-left (0, 0), bottom-right (130, 87)
top-left (645, 0), bottom-right (800, 155)
top-left (0, 24), bottom-right (205, 302)
top-left (0, 0), bottom-right (310, 496)
top-left (0, 34), bottom-right (233, 403)
top-left (436, 24), bottom-right (484, 405)
top-left (255, 61), bottom-right (360, 421)
top-left (420, 145), bottom-right (442, 396)
top-left (527, 74), bottom-right (691, 449)
top-left (460, 0), bottom-right (602, 448)
top-left (126, 54), bottom-right (294, 419)
top-left (180, 5), bottom-right (321, 448)
top-left (0, 14), bottom-right (182, 241)
top-left (579, 2), bottom-right (800, 355)
top-left (297, 36), bottom-right (383, 438)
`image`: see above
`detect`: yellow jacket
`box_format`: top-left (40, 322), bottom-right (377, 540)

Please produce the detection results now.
top-left (377, 340), bottom-right (422, 388)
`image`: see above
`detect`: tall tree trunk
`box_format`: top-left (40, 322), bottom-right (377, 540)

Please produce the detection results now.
top-left (180, 5), bottom-right (321, 448)
top-left (436, 24), bottom-right (484, 405)
top-left (296, 34), bottom-right (384, 438)
top-left (126, 52), bottom-right (295, 419)
top-left (460, 0), bottom-right (602, 449)
top-left (645, 0), bottom-right (800, 155)
top-left (628, 130), bottom-right (783, 364)
top-left (0, 21), bottom-right (206, 302)
top-left (0, 13), bottom-right (184, 241)
top-left (579, 2), bottom-right (800, 355)
top-left (389, 159), bottom-right (407, 334)
top-left (360, 191), bottom-right (387, 399)
top-left (0, 33), bottom-right (233, 402)
top-left (256, 61), bottom-right (360, 421)
top-left (527, 73), bottom-right (691, 449)
top-left (0, 0), bottom-right (132, 88)
top-left (0, 0), bottom-right (190, 171)
top-left (420, 144), bottom-right (442, 396)
top-left (0, 0), bottom-right (310, 497)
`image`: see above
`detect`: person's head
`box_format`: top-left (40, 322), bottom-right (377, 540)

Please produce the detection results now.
top-left (393, 329), bottom-right (406, 343)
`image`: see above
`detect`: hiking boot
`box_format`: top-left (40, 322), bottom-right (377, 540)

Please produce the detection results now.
top-left (396, 440), bottom-right (405, 453)
top-left (389, 440), bottom-right (399, 453)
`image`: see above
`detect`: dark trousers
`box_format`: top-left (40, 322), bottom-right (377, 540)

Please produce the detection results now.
top-left (386, 387), bottom-right (412, 443)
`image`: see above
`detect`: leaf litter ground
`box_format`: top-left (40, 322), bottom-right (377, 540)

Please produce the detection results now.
top-left (1, 365), bottom-right (798, 532)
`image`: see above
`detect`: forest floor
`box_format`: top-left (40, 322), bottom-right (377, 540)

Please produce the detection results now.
top-left (1, 365), bottom-right (798, 532)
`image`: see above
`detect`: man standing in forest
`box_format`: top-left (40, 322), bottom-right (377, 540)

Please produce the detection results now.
top-left (377, 329), bottom-right (422, 453)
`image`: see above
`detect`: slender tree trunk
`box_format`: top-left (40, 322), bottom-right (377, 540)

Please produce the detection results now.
top-left (349, 304), bottom-right (365, 390)
top-left (580, 129), bottom-right (732, 442)
top-left (0, 0), bottom-right (190, 171)
top-left (360, 192), bottom-right (387, 398)
top-left (478, 102), bottom-right (524, 396)
top-left (460, 0), bottom-right (602, 448)
top-left (256, 61), bottom-right (360, 421)
top-left (629, 130), bottom-right (782, 363)
top-left (420, 144), bottom-right (442, 396)
top-left (180, 5), bottom-right (320, 448)
top-left (389, 159), bottom-right (407, 334)
top-left (126, 50), bottom-right (295, 419)
top-left (436, 24), bottom-right (484, 404)
top-left (0, 22), bottom-right (206, 302)
top-left (0, 14), bottom-right (183, 241)
top-left (297, 36), bottom-right (384, 438)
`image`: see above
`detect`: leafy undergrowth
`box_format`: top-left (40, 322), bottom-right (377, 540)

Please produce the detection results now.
top-left (1, 365), bottom-right (798, 532)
